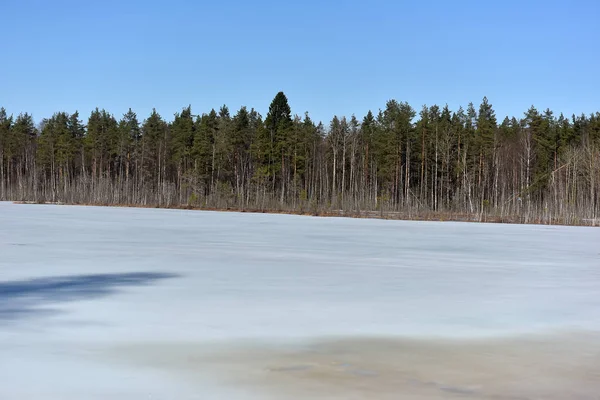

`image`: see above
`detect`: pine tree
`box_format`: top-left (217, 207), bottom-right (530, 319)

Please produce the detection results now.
top-left (525, 106), bottom-right (553, 193)
top-left (265, 92), bottom-right (292, 197)
top-left (0, 108), bottom-right (13, 199)
top-left (10, 113), bottom-right (37, 199)
top-left (141, 109), bottom-right (168, 203)
top-left (170, 106), bottom-right (195, 203)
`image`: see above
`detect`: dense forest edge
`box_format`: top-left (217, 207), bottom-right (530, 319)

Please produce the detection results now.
top-left (1, 92), bottom-right (599, 225)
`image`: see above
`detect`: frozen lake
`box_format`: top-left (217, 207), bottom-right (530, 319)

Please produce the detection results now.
top-left (1, 202), bottom-right (599, 399)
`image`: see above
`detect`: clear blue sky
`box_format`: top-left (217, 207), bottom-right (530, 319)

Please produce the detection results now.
top-left (2, 0), bottom-right (599, 125)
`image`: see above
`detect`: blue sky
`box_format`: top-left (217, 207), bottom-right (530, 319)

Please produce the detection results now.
top-left (1, 0), bottom-right (599, 124)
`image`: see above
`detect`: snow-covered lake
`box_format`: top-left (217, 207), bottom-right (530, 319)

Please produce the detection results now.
top-left (1, 202), bottom-right (599, 399)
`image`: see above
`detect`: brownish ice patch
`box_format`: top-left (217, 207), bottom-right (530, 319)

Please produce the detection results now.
top-left (109, 333), bottom-right (600, 399)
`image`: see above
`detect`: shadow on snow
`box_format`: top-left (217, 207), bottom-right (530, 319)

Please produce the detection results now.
top-left (0, 272), bottom-right (178, 322)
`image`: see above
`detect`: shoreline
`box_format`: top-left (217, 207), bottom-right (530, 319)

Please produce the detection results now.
top-left (11, 201), bottom-right (599, 227)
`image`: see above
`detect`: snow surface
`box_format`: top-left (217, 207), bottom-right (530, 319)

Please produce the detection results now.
top-left (1, 202), bottom-right (599, 399)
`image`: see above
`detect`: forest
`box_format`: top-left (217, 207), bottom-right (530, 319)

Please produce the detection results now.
top-left (1, 92), bottom-right (599, 224)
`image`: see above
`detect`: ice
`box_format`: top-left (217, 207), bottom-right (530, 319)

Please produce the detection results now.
top-left (1, 201), bottom-right (599, 399)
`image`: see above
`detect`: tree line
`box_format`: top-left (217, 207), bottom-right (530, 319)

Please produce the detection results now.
top-left (1, 92), bottom-right (599, 224)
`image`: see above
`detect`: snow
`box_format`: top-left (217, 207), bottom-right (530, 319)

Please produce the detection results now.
top-left (1, 202), bottom-right (599, 399)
